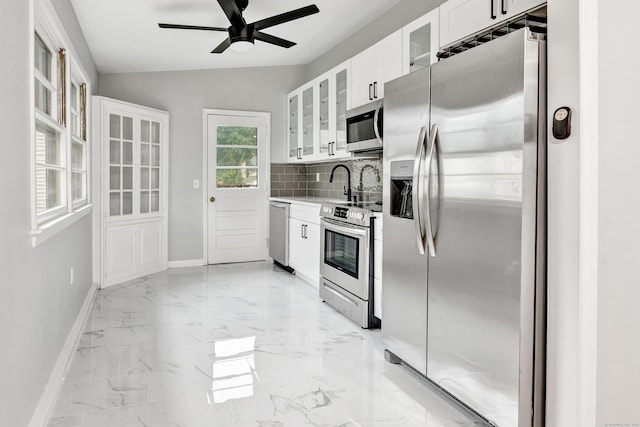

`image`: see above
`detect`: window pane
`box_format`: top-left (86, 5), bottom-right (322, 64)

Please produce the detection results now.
top-left (72, 172), bottom-right (85, 201)
top-left (123, 192), bottom-right (133, 215)
top-left (217, 126), bottom-right (257, 146)
top-left (151, 168), bottom-right (160, 189)
top-left (140, 144), bottom-right (150, 165)
top-left (71, 83), bottom-right (78, 109)
top-left (123, 116), bottom-right (133, 140)
top-left (217, 147), bottom-right (257, 167)
top-left (140, 167), bottom-right (149, 189)
top-left (72, 141), bottom-right (84, 169)
top-left (141, 120), bottom-right (150, 142)
top-left (35, 167), bottom-right (63, 213)
top-left (150, 191), bottom-right (159, 212)
top-left (216, 168), bottom-right (258, 188)
top-left (109, 114), bottom-right (120, 138)
top-left (123, 141), bottom-right (133, 165)
top-left (35, 79), bottom-right (52, 115)
top-left (152, 122), bottom-right (160, 144)
top-left (110, 192), bottom-right (120, 216)
top-left (71, 111), bottom-right (80, 137)
top-left (35, 33), bottom-right (52, 80)
top-left (35, 123), bottom-right (61, 166)
top-left (151, 145), bottom-right (160, 166)
top-left (123, 167), bottom-right (133, 190)
top-left (110, 166), bottom-right (120, 190)
top-left (45, 169), bottom-right (62, 210)
top-left (110, 140), bottom-right (121, 164)
top-left (140, 191), bottom-right (149, 213)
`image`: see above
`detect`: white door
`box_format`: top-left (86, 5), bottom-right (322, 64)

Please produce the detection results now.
top-left (206, 111), bottom-right (269, 264)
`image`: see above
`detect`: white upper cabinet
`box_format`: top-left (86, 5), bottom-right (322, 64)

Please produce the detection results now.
top-left (440, 0), bottom-right (545, 47)
top-left (287, 61), bottom-right (351, 164)
top-left (402, 8), bottom-right (440, 75)
top-left (287, 82), bottom-right (317, 163)
top-left (317, 60), bottom-right (351, 160)
top-left (351, 30), bottom-right (402, 108)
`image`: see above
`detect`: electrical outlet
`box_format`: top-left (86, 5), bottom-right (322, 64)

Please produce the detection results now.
top-left (70, 267), bottom-right (74, 285)
top-left (316, 173), bottom-right (320, 182)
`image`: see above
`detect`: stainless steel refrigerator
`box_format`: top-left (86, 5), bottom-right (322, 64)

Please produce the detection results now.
top-left (382, 28), bottom-right (546, 427)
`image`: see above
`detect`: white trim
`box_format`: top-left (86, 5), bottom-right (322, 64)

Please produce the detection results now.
top-left (168, 259), bottom-right (205, 268)
top-left (202, 109), bottom-right (271, 265)
top-left (578, 0), bottom-right (599, 426)
top-left (31, 204), bottom-right (92, 247)
top-left (28, 281), bottom-right (98, 427)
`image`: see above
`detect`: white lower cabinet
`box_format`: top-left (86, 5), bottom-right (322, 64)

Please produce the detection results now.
top-left (105, 219), bottom-right (164, 286)
top-left (288, 203), bottom-right (321, 287)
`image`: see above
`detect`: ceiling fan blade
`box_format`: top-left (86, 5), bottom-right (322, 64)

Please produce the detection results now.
top-left (252, 5), bottom-right (319, 31)
top-left (211, 37), bottom-right (232, 54)
top-left (254, 31), bottom-right (296, 49)
top-left (216, 0), bottom-right (246, 28)
top-left (158, 23), bottom-right (227, 31)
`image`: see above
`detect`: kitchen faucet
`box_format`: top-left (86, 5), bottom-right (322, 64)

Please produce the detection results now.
top-left (329, 164), bottom-right (354, 202)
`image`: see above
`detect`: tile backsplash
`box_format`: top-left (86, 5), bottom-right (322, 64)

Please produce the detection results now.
top-left (271, 157), bottom-right (383, 202)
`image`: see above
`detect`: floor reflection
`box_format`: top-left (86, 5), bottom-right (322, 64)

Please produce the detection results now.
top-left (209, 336), bottom-right (257, 404)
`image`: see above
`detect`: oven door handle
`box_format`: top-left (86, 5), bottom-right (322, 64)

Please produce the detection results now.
top-left (321, 219), bottom-right (368, 238)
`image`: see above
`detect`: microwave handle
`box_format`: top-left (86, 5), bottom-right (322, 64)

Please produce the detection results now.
top-left (373, 103), bottom-right (382, 145)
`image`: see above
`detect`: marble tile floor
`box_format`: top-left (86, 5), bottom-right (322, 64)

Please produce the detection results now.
top-left (48, 262), bottom-right (483, 427)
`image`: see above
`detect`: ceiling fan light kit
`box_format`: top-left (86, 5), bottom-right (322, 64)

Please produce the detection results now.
top-left (158, 0), bottom-right (319, 54)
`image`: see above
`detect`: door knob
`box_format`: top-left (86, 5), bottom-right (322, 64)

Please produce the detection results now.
top-left (209, 197), bottom-right (216, 203)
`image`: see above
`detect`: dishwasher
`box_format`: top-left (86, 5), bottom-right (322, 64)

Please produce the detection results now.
top-left (269, 201), bottom-right (293, 272)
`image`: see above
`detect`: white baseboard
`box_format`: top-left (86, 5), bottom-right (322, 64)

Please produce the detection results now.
top-left (28, 282), bottom-right (98, 427)
top-left (168, 259), bottom-right (204, 268)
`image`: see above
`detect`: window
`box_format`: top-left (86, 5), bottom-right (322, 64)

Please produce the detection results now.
top-left (70, 79), bottom-right (88, 208)
top-left (215, 126), bottom-right (259, 188)
top-left (32, 3), bottom-right (91, 244)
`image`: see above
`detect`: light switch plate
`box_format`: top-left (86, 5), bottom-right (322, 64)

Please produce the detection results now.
top-left (193, 179), bottom-right (200, 189)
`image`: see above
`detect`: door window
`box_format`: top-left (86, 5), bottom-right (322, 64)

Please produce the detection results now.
top-left (215, 126), bottom-right (258, 188)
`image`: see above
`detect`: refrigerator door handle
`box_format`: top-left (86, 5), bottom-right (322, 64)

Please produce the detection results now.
top-left (412, 126), bottom-right (428, 255)
top-left (425, 123), bottom-right (438, 257)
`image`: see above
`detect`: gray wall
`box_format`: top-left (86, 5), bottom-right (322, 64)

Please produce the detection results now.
top-left (51, 0), bottom-right (99, 90)
top-left (99, 66), bottom-right (307, 262)
top-left (0, 1), bottom-right (96, 425)
top-left (305, 0), bottom-right (445, 79)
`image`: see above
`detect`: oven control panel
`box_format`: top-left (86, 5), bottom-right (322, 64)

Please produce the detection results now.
top-left (320, 204), bottom-right (372, 227)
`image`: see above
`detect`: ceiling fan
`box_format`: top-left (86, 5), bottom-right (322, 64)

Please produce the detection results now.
top-left (158, 0), bottom-right (320, 53)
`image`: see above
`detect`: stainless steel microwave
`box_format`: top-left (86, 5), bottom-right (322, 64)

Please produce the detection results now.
top-left (346, 100), bottom-right (383, 153)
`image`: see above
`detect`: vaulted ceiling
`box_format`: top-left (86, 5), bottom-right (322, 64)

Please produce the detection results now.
top-left (71, 0), bottom-right (404, 74)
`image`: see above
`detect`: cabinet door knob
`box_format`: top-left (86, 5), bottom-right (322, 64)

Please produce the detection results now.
top-left (210, 197), bottom-right (216, 203)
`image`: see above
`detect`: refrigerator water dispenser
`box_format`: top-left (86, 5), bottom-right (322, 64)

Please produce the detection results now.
top-left (390, 160), bottom-right (415, 219)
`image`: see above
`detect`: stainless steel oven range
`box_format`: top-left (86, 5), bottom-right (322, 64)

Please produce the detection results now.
top-left (319, 202), bottom-right (381, 329)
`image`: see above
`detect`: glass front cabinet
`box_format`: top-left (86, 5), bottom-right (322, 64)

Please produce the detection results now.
top-left (287, 82), bottom-right (316, 163)
top-left (402, 8), bottom-right (440, 75)
top-left (287, 60), bottom-right (351, 164)
top-left (95, 97), bottom-right (169, 287)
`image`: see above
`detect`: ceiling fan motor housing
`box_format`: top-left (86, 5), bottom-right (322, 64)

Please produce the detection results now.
top-left (229, 24), bottom-right (254, 44)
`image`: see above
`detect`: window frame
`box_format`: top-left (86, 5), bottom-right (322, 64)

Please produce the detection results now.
top-left (31, 0), bottom-right (92, 247)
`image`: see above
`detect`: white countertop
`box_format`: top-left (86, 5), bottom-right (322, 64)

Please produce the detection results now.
top-left (269, 196), bottom-right (350, 207)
